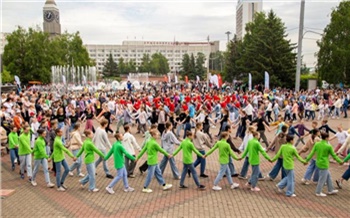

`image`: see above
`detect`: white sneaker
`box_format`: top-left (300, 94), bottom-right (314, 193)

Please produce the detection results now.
top-left (89, 188), bottom-right (99, 192)
top-left (47, 183), bottom-right (55, 188)
top-left (142, 188), bottom-right (153, 193)
top-left (78, 173), bottom-right (85, 177)
top-left (106, 187), bottom-right (115, 194)
top-left (31, 181), bottom-right (37, 187)
top-left (57, 187), bottom-right (66, 192)
top-left (163, 184), bottom-right (173, 190)
top-left (212, 185), bottom-right (222, 191)
top-left (316, 193), bottom-right (327, 197)
top-left (14, 158), bottom-right (18, 164)
top-left (289, 194), bottom-right (297, 197)
top-left (301, 178), bottom-right (310, 185)
top-left (238, 175), bottom-right (247, 180)
top-left (276, 185), bottom-right (283, 193)
top-left (328, 190), bottom-right (338, 195)
top-left (231, 183), bottom-right (239, 189)
top-left (68, 172), bottom-right (74, 177)
top-left (124, 187), bottom-right (135, 192)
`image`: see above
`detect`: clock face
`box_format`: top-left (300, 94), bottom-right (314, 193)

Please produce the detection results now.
top-left (44, 11), bottom-right (54, 22)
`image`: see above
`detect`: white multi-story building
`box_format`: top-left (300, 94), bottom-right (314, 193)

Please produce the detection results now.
top-left (236, 0), bottom-right (263, 40)
top-left (85, 40), bottom-right (220, 73)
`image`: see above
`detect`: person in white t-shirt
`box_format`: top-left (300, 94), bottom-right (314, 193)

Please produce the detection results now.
top-left (329, 125), bottom-right (349, 157)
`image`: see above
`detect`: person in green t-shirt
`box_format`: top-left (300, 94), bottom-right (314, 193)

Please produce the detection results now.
top-left (305, 132), bottom-right (343, 197)
top-left (19, 125), bottom-right (33, 180)
top-left (136, 129), bottom-right (173, 193)
top-left (31, 129), bottom-right (55, 188)
top-left (205, 132), bottom-right (240, 191)
top-left (239, 131), bottom-right (271, 192)
top-left (173, 130), bottom-right (206, 190)
top-left (50, 128), bottom-right (76, 192)
top-left (271, 135), bottom-right (307, 197)
top-left (105, 133), bottom-right (136, 194)
top-left (8, 126), bottom-right (20, 171)
top-left (76, 130), bottom-right (105, 193)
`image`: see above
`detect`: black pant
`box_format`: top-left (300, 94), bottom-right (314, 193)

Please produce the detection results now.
top-left (203, 124), bottom-right (212, 140)
top-left (265, 111), bottom-right (273, 122)
top-left (158, 123), bottom-right (165, 135)
top-left (139, 160), bottom-right (148, 172)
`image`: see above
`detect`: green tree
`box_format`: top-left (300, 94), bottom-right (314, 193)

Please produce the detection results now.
top-left (1, 67), bottom-right (13, 84)
top-left (187, 54), bottom-right (196, 80)
top-left (118, 58), bottom-right (127, 75)
top-left (180, 53), bottom-right (190, 77)
top-left (139, 54), bottom-right (151, 72)
top-left (317, 1), bottom-right (350, 84)
top-left (223, 36), bottom-right (244, 82)
top-left (232, 10), bottom-right (296, 87)
top-left (127, 59), bottom-right (137, 73)
top-left (149, 53), bottom-right (169, 75)
top-left (2, 27), bottom-right (92, 84)
top-left (195, 52), bottom-right (206, 80)
top-left (102, 53), bottom-right (118, 77)
top-left (209, 51), bottom-right (224, 72)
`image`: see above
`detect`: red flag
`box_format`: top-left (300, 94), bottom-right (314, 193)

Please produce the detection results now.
top-left (218, 74), bottom-right (222, 87)
top-left (185, 76), bottom-right (188, 83)
top-left (164, 75), bottom-right (168, 82)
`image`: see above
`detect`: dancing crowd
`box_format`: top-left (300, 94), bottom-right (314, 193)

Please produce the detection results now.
top-left (1, 82), bottom-right (350, 198)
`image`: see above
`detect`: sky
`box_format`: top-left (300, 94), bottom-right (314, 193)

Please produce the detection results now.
top-left (0, 0), bottom-right (343, 68)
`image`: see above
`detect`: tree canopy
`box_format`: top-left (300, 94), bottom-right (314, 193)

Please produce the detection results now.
top-left (317, 1), bottom-right (350, 84)
top-left (102, 53), bottom-right (118, 77)
top-left (224, 10), bottom-right (296, 87)
top-left (2, 26), bottom-right (92, 84)
top-left (180, 52), bottom-right (207, 80)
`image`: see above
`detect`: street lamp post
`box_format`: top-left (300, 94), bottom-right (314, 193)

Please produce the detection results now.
top-left (207, 36), bottom-right (210, 89)
top-left (295, 0), bottom-right (305, 92)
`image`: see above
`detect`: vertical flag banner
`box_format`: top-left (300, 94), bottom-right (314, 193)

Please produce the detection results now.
top-left (62, 75), bottom-right (66, 85)
top-left (185, 76), bottom-right (189, 83)
top-left (168, 74), bottom-right (171, 83)
top-left (264, 71), bottom-right (270, 90)
top-left (196, 75), bottom-right (200, 82)
top-left (175, 75), bottom-right (178, 83)
top-left (218, 74), bottom-right (222, 87)
top-left (248, 73), bottom-right (252, 91)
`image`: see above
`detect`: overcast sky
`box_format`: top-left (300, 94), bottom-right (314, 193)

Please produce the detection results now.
top-left (1, 0), bottom-right (342, 67)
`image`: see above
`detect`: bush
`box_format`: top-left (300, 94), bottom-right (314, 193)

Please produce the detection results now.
top-left (300, 74), bottom-right (319, 90)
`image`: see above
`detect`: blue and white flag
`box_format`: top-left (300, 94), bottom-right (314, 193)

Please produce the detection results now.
top-left (264, 71), bottom-right (269, 90)
top-left (248, 73), bottom-right (252, 91)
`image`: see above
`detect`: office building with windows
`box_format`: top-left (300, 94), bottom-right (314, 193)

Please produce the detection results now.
top-left (85, 40), bottom-right (220, 73)
top-left (236, 0), bottom-right (263, 40)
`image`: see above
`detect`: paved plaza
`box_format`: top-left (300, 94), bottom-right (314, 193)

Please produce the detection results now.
top-left (1, 118), bottom-right (350, 218)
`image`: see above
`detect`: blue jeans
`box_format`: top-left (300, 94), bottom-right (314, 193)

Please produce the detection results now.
top-left (303, 159), bottom-right (319, 182)
top-left (193, 150), bottom-right (206, 175)
top-left (240, 157), bottom-right (263, 178)
top-left (55, 159), bottom-right (69, 188)
top-left (10, 148), bottom-right (19, 168)
top-left (69, 149), bottom-right (82, 175)
top-left (316, 169), bottom-right (334, 194)
top-left (176, 124), bottom-right (184, 137)
top-left (80, 163), bottom-right (96, 190)
top-left (95, 150), bottom-right (111, 175)
top-left (183, 123), bottom-right (191, 139)
top-left (144, 164), bottom-right (165, 188)
top-left (180, 163), bottom-right (200, 187)
top-left (277, 169), bottom-right (295, 196)
top-left (159, 156), bottom-right (180, 179)
top-left (248, 165), bottom-right (260, 188)
top-left (20, 154), bottom-right (32, 178)
top-left (342, 165), bottom-right (350, 180)
top-left (214, 164), bottom-right (233, 186)
top-left (32, 158), bottom-right (51, 183)
top-left (108, 166), bottom-right (129, 189)
top-left (228, 157), bottom-right (236, 175)
top-left (269, 158), bottom-right (287, 180)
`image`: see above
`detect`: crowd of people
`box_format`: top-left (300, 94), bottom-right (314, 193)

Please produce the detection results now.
top-left (1, 81), bottom-right (350, 198)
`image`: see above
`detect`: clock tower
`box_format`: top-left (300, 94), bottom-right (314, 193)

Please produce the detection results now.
top-left (43, 0), bottom-right (61, 37)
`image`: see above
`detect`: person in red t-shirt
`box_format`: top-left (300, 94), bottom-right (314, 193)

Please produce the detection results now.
top-left (182, 102), bottom-right (188, 111)
top-left (185, 94), bottom-right (191, 104)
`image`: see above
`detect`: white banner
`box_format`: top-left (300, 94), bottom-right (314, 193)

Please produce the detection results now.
top-left (174, 75), bottom-right (178, 83)
top-left (196, 75), bottom-right (200, 82)
top-left (264, 71), bottom-right (270, 90)
top-left (14, 75), bottom-right (21, 85)
top-left (248, 73), bottom-right (252, 91)
top-left (62, 75), bottom-right (66, 85)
